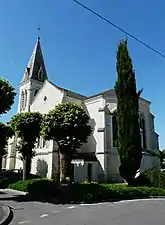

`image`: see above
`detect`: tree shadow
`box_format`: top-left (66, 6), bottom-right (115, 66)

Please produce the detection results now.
top-left (36, 158), bottom-right (48, 177)
top-left (0, 193), bottom-right (71, 205)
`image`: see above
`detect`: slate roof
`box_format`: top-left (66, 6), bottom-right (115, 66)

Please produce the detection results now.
top-left (72, 152), bottom-right (98, 161)
top-left (20, 37), bottom-right (48, 84)
top-left (86, 89), bottom-right (151, 104)
top-left (48, 80), bottom-right (87, 100)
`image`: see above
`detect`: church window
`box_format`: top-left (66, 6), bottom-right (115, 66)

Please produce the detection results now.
top-left (36, 138), bottom-right (40, 148)
top-left (26, 67), bottom-right (30, 73)
top-left (34, 89), bottom-right (38, 96)
top-left (87, 163), bottom-right (92, 182)
top-left (43, 139), bottom-right (46, 148)
top-left (38, 66), bottom-right (43, 81)
top-left (112, 113), bottom-right (118, 147)
top-left (21, 91), bottom-right (25, 111)
top-left (24, 90), bottom-right (27, 108)
top-left (43, 96), bottom-right (47, 102)
top-left (45, 141), bottom-right (49, 148)
top-left (139, 114), bottom-right (146, 149)
top-left (25, 67), bottom-right (30, 80)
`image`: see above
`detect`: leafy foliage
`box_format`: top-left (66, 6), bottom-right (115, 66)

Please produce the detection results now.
top-left (9, 112), bottom-right (43, 146)
top-left (0, 78), bottom-right (16, 114)
top-left (136, 170), bottom-right (165, 188)
top-left (41, 102), bottom-right (92, 152)
top-left (160, 150), bottom-right (165, 169)
top-left (0, 123), bottom-right (14, 171)
top-left (9, 111), bottom-right (42, 157)
top-left (114, 40), bottom-right (142, 183)
top-left (69, 183), bottom-right (165, 203)
top-left (0, 177), bottom-right (20, 189)
top-left (0, 122), bottom-right (14, 156)
top-left (8, 112), bottom-right (43, 179)
top-left (9, 178), bottom-right (62, 197)
top-left (7, 180), bottom-right (165, 203)
top-left (41, 102), bottom-right (92, 180)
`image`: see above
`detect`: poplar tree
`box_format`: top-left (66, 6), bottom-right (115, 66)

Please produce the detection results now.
top-left (114, 40), bottom-right (142, 184)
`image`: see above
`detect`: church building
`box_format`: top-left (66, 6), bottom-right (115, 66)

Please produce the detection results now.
top-left (3, 38), bottom-right (161, 182)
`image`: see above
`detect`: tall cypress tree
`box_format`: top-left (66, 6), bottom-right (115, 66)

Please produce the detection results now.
top-left (114, 40), bottom-right (142, 184)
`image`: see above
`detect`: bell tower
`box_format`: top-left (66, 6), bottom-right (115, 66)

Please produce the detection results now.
top-left (18, 37), bottom-right (48, 112)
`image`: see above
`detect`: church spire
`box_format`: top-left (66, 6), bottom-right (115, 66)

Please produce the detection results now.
top-left (20, 37), bottom-right (48, 85)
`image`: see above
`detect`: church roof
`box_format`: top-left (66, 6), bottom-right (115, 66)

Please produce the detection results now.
top-left (87, 89), bottom-right (151, 104)
top-left (72, 152), bottom-right (98, 161)
top-left (87, 89), bottom-right (114, 99)
top-left (20, 37), bottom-right (48, 84)
top-left (48, 80), bottom-right (87, 100)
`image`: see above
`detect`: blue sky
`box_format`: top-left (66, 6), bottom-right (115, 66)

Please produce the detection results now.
top-left (0, 0), bottom-right (165, 148)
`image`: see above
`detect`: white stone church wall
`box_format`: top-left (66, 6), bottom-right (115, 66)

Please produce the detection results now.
top-left (72, 160), bottom-right (98, 182)
top-left (83, 96), bottom-right (106, 154)
top-left (30, 81), bottom-right (64, 114)
top-left (83, 96), bottom-right (106, 179)
top-left (31, 153), bottom-right (52, 178)
top-left (139, 100), bottom-right (153, 151)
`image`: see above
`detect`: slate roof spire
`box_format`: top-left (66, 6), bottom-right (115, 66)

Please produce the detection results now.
top-left (20, 37), bottom-right (48, 84)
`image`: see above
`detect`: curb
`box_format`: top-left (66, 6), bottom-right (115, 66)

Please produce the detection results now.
top-left (1, 189), bottom-right (28, 195)
top-left (0, 205), bottom-right (13, 225)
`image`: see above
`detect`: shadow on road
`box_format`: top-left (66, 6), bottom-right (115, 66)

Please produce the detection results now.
top-left (0, 194), bottom-right (71, 205)
top-left (0, 191), bottom-right (7, 195)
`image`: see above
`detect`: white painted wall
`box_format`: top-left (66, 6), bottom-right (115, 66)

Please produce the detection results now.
top-left (18, 79), bottom-right (44, 113)
top-left (15, 151), bottom-right (23, 170)
top-left (31, 153), bottom-right (52, 178)
top-left (82, 96), bottom-right (106, 179)
top-left (72, 160), bottom-right (98, 182)
top-left (30, 80), bottom-right (64, 113)
top-left (83, 96), bottom-right (106, 154)
top-left (139, 100), bottom-right (153, 151)
top-left (141, 154), bottom-right (161, 172)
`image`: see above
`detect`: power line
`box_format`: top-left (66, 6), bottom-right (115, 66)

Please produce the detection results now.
top-left (73, 0), bottom-right (165, 59)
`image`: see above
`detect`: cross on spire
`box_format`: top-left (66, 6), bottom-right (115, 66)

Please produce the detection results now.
top-left (37, 26), bottom-right (41, 40)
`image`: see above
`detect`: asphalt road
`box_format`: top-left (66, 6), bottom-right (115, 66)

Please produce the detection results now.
top-left (1, 190), bottom-right (165, 225)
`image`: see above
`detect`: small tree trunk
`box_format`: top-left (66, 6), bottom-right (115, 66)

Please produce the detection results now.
top-left (60, 153), bottom-right (72, 182)
top-left (23, 156), bottom-right (31, 180)
top-left (0, 156), bottom-right (2, 173)
top-left (55, 152), bottom-right (60, 183)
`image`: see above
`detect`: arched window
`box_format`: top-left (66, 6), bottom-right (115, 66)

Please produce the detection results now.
top-left (21, 91), bottom-right (25, 111)
top-left (34, 89), bottom-right (38, 96)
top-left (24, 90), bottom-right (27, 108)
top-left (38, 66), bottom-right (43, 81)
top-left (139, 114), bottom-right (146, 149)
top-left (112, 113), bottom-right (118, 147)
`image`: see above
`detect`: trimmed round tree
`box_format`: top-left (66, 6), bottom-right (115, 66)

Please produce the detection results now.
top-left (114, 39), bottom-right (142, 184)
top-left (41, 102), bottom-right (92, 182)
top-left (9, 112), bottom-right (43, 180)
top-left (0, 123), bottom-right (14, 172)
top-left (0, 78), bottom-right (16, 114)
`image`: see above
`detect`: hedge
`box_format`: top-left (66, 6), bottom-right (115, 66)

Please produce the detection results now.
top-left (69, 183), bottom-right (165, 203)
top-left (136, 170), bottom-right (165, 188)
top-left (0, 177), bottom-right (20, 189)
top-left (9, 179), bottom-right (63, 197)
top-left (8, 179), bottom-right (165, 203)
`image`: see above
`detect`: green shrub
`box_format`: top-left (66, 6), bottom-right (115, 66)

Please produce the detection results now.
top-left (9, 179), bottom-right (165, 203)
top-left (0, 177), bottom-right (20, 189)
top-left (9, 178), bottom-right (62, 197)
top-left (137, 170), bottom-right (165, 188)
top-left (69, 183), bottom-right (165, 203)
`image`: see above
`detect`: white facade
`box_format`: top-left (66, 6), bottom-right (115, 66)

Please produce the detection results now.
top-left (3, 38), bottom-right (161, 183)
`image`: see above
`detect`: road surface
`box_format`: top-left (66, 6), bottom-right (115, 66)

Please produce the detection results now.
top-left (0, 190), bottom-right (165, 224)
